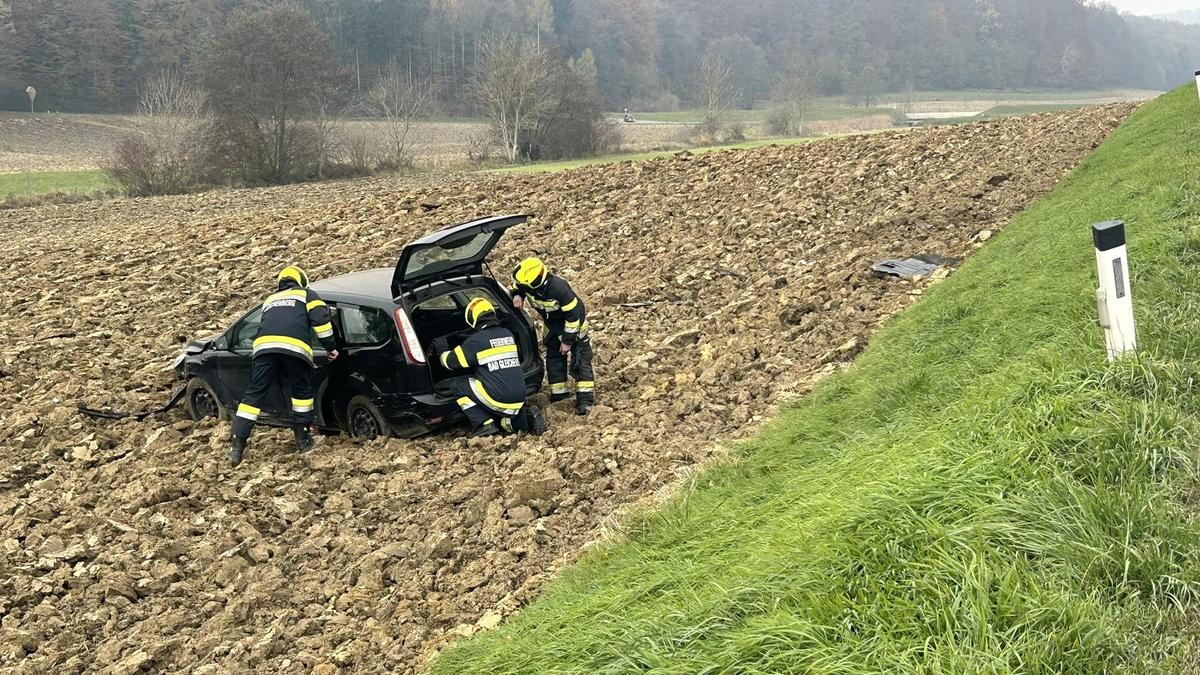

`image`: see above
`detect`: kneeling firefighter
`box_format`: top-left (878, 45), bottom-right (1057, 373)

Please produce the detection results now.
top-left (511, 257), bottom-right (594, 415)
top-left (434, 297), bottom-right (530, 437)
top-left (229, 265), bottom-right (339, 466)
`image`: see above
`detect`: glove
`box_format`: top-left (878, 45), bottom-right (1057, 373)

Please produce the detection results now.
top-left (432, 336), bottom-right (450, 355)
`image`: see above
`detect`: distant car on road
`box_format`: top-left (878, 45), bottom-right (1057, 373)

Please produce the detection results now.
top-left (623, 113), bottom-right (636, 123)
top-left (174, 214), bottom-right (547, 439)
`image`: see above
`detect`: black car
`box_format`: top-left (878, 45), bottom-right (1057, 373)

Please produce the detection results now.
top-left (174, 214), bottom-right (545, 439)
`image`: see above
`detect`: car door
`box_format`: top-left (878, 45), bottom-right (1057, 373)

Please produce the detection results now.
top-left (328, 302), bottom-right (401, 397)
top-left (213, 307), bottom-right (259, 410)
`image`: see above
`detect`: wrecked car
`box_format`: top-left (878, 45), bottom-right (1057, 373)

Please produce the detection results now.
top-left (174, 214), bottom-right (546, 439)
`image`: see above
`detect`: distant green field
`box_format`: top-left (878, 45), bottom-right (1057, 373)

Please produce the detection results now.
top-left (983, 103), bottom-right (1089, 117)
top-left (487, 134), bottom-right (892, 174)
top-left (900, 87), bottom-right (1156, 102)
top-left (630, 105), bottom-right (892, 124)
top-left (624, 88), bottom-right (1151, 127)
top-left (0, 169), bottom-right (111, 200)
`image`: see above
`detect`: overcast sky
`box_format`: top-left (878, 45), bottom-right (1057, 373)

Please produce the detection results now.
top-left (1103, 0), bottom-right (1200, 14)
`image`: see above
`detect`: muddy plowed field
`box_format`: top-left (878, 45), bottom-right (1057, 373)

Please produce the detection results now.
top-left (0, 105), bottom-right (1132, 673)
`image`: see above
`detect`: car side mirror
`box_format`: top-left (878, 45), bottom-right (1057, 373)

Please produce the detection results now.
top-left (214, 335), bottom-right (230, 351)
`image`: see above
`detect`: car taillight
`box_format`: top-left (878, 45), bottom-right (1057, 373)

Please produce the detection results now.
top-left (394, 307), bottom-right (426, 364)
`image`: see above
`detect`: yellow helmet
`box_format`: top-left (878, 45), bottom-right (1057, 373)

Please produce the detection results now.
top-left (513, 257), bottom-right (548, 289)
top-left (465, 297), bottom-right (496, 328)
top-left (278, 265), bottom-right (309, 287)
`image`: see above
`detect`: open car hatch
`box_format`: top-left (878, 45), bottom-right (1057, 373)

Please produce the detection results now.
top-left (391, 214), bottom-right (530, 299)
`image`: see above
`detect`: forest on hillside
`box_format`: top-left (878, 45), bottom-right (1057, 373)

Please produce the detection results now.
top-left (1, 0), bottom-right (1198, 113)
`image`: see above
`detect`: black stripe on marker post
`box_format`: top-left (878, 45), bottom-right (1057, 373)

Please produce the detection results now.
top-left (1092, 220), bottom-right (1125, 252)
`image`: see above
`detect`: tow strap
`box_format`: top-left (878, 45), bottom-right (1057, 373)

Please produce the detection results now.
top-left (78, 384), bottom-right (187, 421)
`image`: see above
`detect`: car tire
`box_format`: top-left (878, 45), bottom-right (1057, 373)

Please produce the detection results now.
top-left (185, 377), bottom-right (227, 421)
top-left (525, 404), bottom-right (549, 436)
top-left (346, 395), bottom-right (390, 440)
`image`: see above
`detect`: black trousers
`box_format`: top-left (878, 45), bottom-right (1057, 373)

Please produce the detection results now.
top-left (545, 330), bottom-right (595, 405)
top-left (451, 375), bottom-right (527, 433)
top-left (231, 353), bottom-right (315, 440)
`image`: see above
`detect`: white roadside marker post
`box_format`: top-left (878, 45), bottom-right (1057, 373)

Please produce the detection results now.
top-left (1195, 70), bottom-right (1200, 100)
top-left (1093, 220), bottom-right (1136, 361)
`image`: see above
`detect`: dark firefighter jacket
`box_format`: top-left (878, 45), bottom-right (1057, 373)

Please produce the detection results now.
top-left (512, 274), bottom-right (588, 344)
top-left (439, 323), bottom-right (526, 410)
top-left (252, 280), bottom-right (336, 363)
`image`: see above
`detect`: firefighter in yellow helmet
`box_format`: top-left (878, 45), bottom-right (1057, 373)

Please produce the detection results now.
top-left (433, 297), bottom-right (530, 436)
top-left (511, 257), bottom-right (594, 415)
top-left (229, 265), bottom-right (339, 466)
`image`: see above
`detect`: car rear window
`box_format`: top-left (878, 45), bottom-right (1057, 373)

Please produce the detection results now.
top-left (403, 231), bottom-right (492, 280)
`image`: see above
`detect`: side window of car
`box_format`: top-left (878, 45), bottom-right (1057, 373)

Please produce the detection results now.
top-left (338, 304), bottom-right (392, 347)
top-left (231, 307), bottom-right (262, 351)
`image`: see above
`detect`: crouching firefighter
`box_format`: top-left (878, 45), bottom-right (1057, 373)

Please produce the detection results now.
top-left (511, 257), bottom-right (594, 415)
top-left (435, 298), bottom-right (530, 437)
top-left (228, 265), bottom-right (339, 466)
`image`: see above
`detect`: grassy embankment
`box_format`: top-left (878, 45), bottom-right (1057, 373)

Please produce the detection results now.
top-left (435, 86), bottom-right (1200, 673)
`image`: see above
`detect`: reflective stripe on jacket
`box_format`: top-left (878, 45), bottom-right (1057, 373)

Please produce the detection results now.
top-left (253, 280), bottom-right (336, 363)
top-left (513, 274), bottom-right (588, 344)
top-left (439, 324), bottom-right (526, 408)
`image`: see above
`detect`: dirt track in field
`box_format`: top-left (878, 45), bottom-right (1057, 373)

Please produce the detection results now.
top-left (0, 104), bottom-right (1133, 673)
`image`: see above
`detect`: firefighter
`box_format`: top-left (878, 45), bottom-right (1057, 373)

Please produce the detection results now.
top-left (511, 257), bottom-right (594, 415)
top-left (434, 297), bottom-right (528, 437)
top-left (228, 265), bottom-right (339, 466)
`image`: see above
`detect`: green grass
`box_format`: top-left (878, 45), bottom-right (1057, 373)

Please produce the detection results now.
top-left (0, 169), bottom-right (111, 199)
top-left (435, 85), bottom-right (1200, 673)
top-left (630, 105), bottom-right (893, 125)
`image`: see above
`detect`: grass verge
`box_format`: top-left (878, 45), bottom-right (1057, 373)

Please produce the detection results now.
top-left (434, 86), bottom-right (1200, 673)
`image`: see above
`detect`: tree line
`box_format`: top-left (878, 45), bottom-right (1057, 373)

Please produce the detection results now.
top-left (2, 0), bottom-right (1199, 115)
top-left (94, 5), bottom-right (613, 194)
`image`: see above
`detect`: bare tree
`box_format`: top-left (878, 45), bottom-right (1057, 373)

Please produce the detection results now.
top-left (696, 51), bottom-right (735, 140)
top-left (367, 63), bottom-right (433, 170)
top-left (767, 55), bottom-right (815, 137)
top-left (310, 92), bottom-right (343, 180)
top-left (104, 70), bottom-right (212, 196)
top-left (472, 34), bottom-right (557, 163)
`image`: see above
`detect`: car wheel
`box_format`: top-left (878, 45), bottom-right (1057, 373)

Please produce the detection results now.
top-left (525, 404), bottom-right (549, 436)
top-left (185, 377), bottom-right (227, 421)
top-left (346, 395), bottom-right (390, 440)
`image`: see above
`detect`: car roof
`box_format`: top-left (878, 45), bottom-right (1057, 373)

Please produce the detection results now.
top-left (311, 268), bottom-right (394, 305)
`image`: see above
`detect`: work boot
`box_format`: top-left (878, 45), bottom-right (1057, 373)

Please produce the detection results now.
top-left (294, 426), bottom-right (314, 454)
top-left (549, 393), bottom-right (571, 403)
top-left (228, 436), bottom-right (246, 467)
top-left (472, 423), bottom-right (501, 438)
top-left (576, 402), bottom-right (591, 416)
